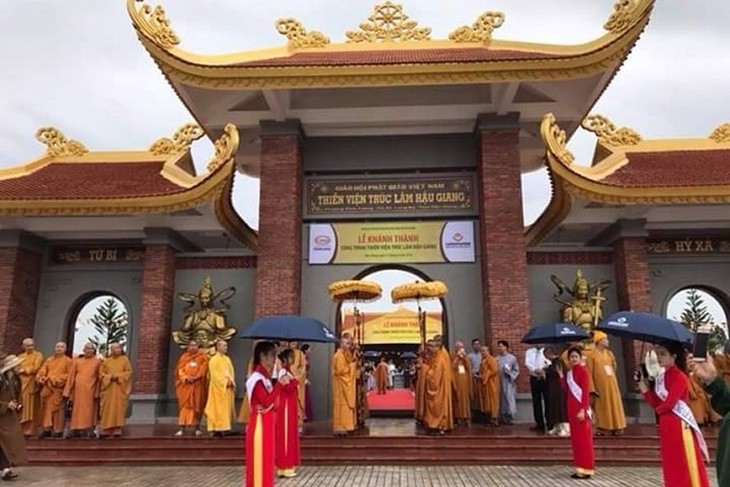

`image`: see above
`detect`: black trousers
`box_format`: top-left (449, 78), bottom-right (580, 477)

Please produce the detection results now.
top-left (0, 447), bottom-right (9, 469)
top-left (530, 376), bottom-right (549, 429)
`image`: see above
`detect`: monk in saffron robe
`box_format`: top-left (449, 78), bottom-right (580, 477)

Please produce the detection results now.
top-left (424, 336), bottom-right (453, 435)
top-left (63, 342), bottom-right (102, 438)
top-left (17, 338), bottom-right (43, 437)
top-left (451, 341), bottom-right (471, 426)
top-left (245, 341), bottom-right (282, 487)
top-left (560, 347), bottom-right (595, 480)
top-left (639, 342), bottom-right (709, 487)
top-left (175, 339), bottom-right (208, 437)
top-left (374, 358), bottom-right (389, 394)
top-left (688, 371), bottom-right (712, 426)
top-left (99, 343), bottom-right (132, 437)
top-left (289, 342), bottom-right (307, 427)
top-left (332, 334), bottom-right (357, 436)
top-left (275, 349), bottom-right (300, 478)
top-left (205, 340), bottom-right (235, 436)
top-left (479, 346), bottom-right (499, 426)
top-left (586, 331), bottom-right (626, 435)
top-left (36, 342), bottom-right (72, 438)
top-left (237, 357), bottom-right (254, 426)
top-left (415, 349), bottom-right (430, 424)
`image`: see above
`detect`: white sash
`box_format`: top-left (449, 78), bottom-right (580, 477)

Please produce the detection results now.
top-left (245, 371), bottom-right (273, 407)
top-left (566, 370), bottom-right (592, 420)
top-left (655, 371), bottom-right (709, 462)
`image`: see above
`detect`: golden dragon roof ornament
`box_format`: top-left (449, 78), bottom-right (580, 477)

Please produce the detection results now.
top-left (541, 114), bottom-right (575, 165)
top-left (449, 12), bottom-right (505, 44)
top-left (582, 114), bottom-right (642, 147)
top-left (276, 19), bottom-right (330, 49)
top-left (149, 122), bottom-right (205, 155)
top-left (346, 2), bottom-right (431, 43)
top-left (127, 0), bottom-right (180, 50)
top-left (603, 0), bottom-right (640, 35)
top-left (709, 123), bottom-right (730, 143)
top-left (207, 124), bottom-right (240, 173)
top-left (34, 127), bottom-right (89, 157)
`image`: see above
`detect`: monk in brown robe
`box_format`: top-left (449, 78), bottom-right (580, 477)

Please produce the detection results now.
top-left (375, 358), bottom-right (389, 394)
top-left (290, 342), bottom-right (307, 428)
top-left (424, 335), bottom-right (453, 435)
top-left (585, 331), bottom-right (626, 435)
top-left (452, 341), bottom-right (471, 426)
top-left (0, 354), bottom-right (28, 481)
top-left (332, 334), bottom-right (357, 436)
top-left (17, 338), bottom-right (43, 437)
top-left (174, 339), bottom-right (208, 437)
top-left (36, 342), bottom-right (72, 438)
top-left (236, 357), bottom-right (254, 426)
top-left (479, 346), bottom-right (499, 426)
top-left (63, 342), bottom-right (102, 438)
top-left (99, 343), bottom-right (132, 437)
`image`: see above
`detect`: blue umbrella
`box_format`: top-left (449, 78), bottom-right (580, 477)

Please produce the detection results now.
top-left (521, 323), bottom-right (591, 345)
top-left (400, 351), bottom-right (418, 359)
top-left (363, 350), bottom-right (381, 358)
top-left (596, 311), bottom-right (694, 349)
top-left (239, 315), bottom-right (338, 343)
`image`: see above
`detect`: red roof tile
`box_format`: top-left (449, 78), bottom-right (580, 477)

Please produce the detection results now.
top-left (236, 48), bottom-right (559, 68)
top-left (0, 162), bottom-right (186, 200)
top-left (601, 150), bottom-right (730, 188)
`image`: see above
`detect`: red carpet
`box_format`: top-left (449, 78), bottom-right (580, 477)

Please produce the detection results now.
top-left (367, 389), bottom-right (415, 410)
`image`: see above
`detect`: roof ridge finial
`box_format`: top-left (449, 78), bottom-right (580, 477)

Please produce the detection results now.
top-left (582, 114), bottom-right (642, 147)
top-left (149, 122), bottom-right (205, 155)
top-left (127, 0), bottom-right (180, 50)
top-left (603, 0), bottom-right (640, 35)
top-left (449, 12), bottom-right (505, 45)
top-left (540, 114), bottom-right (575, 165)
top-left (346, 2), bottom-right (431, 43)
top-left (34, 127), bottom-right (89, 157)
top-left (276, 19), bottom-right (330, 49)
top-left (207, 124), bottom-right (240, 173)
top-left (709, 123), bottom-right (730, 143)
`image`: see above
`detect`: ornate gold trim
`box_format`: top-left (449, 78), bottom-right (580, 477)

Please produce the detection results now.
top-left (275, 19), bottom-right (330, 49)
top-left (207, 123), bottom-right (240, 173)
top-left (345, 2), bottom-right (431, 43)
top-left (127, 0), bottom-right (179, 50)
top-left (709, 123), bottom-right (730, 143)
top-left (213, 170), bottom-right (258, 250)
top-left (35, 127), bottom-right (88, 157)
top-left (582, 114), bottom-right (642, 146)
top-left (149, 122), bottom-right (205, 155)
top-left (524, 172), bottom-right (572, 247)
top-left (541, 113), bottom-right (575, 165)
top-left (449, 12), bottom-right (505, 44)
top-left (604, 0), bottom-right (639, 34)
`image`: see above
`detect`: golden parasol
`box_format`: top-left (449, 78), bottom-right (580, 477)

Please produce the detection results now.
top-left (391, 280), bottom-right (448, 349)
top-left (328, 280), bottom-right (383, 346)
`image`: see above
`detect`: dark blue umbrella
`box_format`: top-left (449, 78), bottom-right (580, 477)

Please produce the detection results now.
top-left (596, 311), bottom-right (693, 349)
top-left (400, 351), bottom-right (418, 359)
top-left (239, 315), bottom-right (338, 343)
top-left (521, 323), bottom-right (591, 345)
top-left (363, 350), bottom-right (381, 358)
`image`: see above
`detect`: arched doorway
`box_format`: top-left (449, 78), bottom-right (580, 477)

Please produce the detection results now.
top-left (68, 293), bottom-right (130, 356)
top-left (665, 287), bottom-right (729, 353)
top-left (336, 266), bottom-right (447, 415)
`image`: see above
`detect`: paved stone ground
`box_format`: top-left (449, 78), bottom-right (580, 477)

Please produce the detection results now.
top-left (14, 465), bottom-right (719, 486)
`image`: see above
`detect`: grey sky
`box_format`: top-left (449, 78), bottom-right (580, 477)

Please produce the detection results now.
top-left (1, 1), bottom-right (728, 227)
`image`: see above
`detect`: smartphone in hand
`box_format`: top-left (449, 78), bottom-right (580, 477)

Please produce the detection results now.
top-left (693, 327), bottom-right (711, 362)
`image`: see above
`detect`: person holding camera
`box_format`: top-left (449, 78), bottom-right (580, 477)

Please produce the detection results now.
top-left (636, 341), bottom-right (710, 487)
top-left (690, 354), bottom-right (729, 487)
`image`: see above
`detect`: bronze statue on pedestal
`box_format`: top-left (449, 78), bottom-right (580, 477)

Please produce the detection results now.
top-left (550, 270), bottom-right (611, 341)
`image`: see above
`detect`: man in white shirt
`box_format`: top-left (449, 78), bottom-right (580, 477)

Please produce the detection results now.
top-left (525, 346), bottom-right (550, 432)
top-left (467, 339), bottom-right (483, 423)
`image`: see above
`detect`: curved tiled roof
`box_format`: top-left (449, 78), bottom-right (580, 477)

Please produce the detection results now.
top-left (601, 150), bottom-right (730, 187)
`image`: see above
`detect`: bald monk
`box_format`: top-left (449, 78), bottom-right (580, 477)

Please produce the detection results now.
top-left (175, 339), bottom-right (208, 437)
top-left (585, 331), bottom-right (626, 435)
top-left (375, 358), bottom-right (389, 394)
top-left (17, 338), bottom-right (43, 437)
top-left (332, 334), bottom-right (357, 436)
top-left (205, 340), bottom-right (235, 437)
top-left (290, 342), bottom-right (307, 428)
top-left (36, 342), bottom-right (72, 438)
top-left (63, 342), bottom-right (102, 438)
top-left (479, 345), bottom-right (500, 426)
top-left (99, 343), bottom-right (132, 437)
top-left (236, 356), bottom-right (254, 426)
top-left (452, 341), bottom-right (471, 426)
top-left (424, 335), bottom-right (453, 435)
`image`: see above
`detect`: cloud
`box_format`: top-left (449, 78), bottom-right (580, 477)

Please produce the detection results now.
top-left (1, 1), bottom-right (727, 230)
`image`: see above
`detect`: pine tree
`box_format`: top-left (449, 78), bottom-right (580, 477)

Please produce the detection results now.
top-left (89, 297), bottom-right (128, 356)
top-left (679, 288), bottom-right (727, 354)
